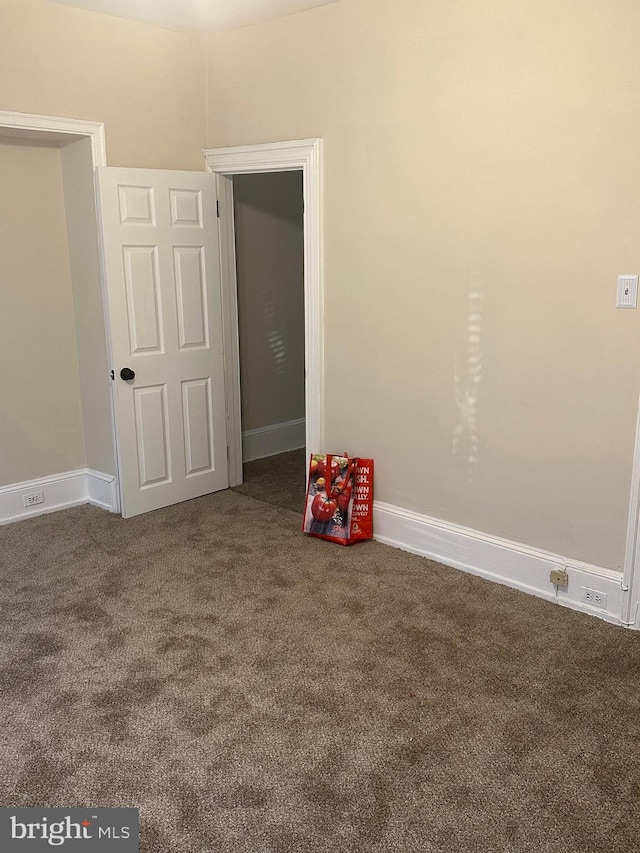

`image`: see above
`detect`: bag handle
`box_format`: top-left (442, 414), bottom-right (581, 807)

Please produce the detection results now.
top-left (326, 453), bottom-right (357, 499)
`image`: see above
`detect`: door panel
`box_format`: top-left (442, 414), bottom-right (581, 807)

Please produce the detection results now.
top-left (182, 378), bottom-right (215, 476)
top-left (169, 188), bottom-right (202, 226)
top-left (174, 246), bottom-right (208, 349)
top-left (134, 384), bottom-right (171, 488)
top-left (123, 246), bottom-right (163, 353)
top-left (118, 184), bottom-right (156, 225)
top-left (97, 167), bottom-right (228, 517)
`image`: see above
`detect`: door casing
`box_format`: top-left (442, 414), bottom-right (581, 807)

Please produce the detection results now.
top-left (0, 110), bottom-right (119, 512)
top-left (204, 139), bottom-right (323, 487)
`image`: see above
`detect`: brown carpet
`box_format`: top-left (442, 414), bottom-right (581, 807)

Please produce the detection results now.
top-left (1, 487), bottom-right (640, 852)
top-left (231, 448), bottom-right (307, 514)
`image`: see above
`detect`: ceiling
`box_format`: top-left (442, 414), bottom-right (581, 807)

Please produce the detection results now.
top-left (47, 0), bottom-right (340, 33)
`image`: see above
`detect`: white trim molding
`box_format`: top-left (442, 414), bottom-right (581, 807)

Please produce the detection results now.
top-left (0, 470), bottom-right (118, 525)
top-left (215, 173), bottom-right (243, 487)
top-left (242, 418), bottom-right (306, 463)
top-left (621, 394), bottom-right (640, 628)
top-left (374, 501), bottom-right (629, 628)
top-left (0, 110), bottom-right (107, 166)
top-left (204, 139), bottom-right (323, 474)
top-left (87, 469), bottom-right (120, 513)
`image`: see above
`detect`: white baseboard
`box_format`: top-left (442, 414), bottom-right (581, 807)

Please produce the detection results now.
top-left (1, 468), bottom-right (628, 626)
top-left (374, 501), bottom-right (629, 628)
top-left (0, 468), bottom-right (119, 525)
top-left (87, 469), bottom-right (120, 513)
top-left (242, 417), bottom-right (305, 462)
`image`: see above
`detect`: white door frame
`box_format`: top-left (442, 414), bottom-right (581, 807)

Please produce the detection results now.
top-left (0, 110), bottom-right (121, 512)
top-left (204, 139), bottom-right (323, 486)
top-left (0, 110), bottom-right (106, 166)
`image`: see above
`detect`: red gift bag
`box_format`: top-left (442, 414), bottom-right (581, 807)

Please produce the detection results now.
top-left (302, 453), bottom-right (374, 545)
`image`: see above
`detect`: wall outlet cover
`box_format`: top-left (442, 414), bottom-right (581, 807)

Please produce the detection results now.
top-left (22, 490), bottom-right (44, 507)
top-left (581, 586), bottom-right (608, 609)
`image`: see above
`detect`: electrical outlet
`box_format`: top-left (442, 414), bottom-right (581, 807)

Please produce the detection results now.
top-left (581, 587), bottom-right (608, 609)
top-left (616, 275), bottom-right (638, 308)
top-left (550, 568), bottom-right (568, 586)
top-left (22, 490), bottom-right (44, 508)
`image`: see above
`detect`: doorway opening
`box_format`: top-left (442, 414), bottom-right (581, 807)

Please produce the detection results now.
top-left (0, 111), bottom-right (119, 523)
top-left (228, 170), bottom-right (306, 512)
top-left (204, 138), bottom-right (323, 504)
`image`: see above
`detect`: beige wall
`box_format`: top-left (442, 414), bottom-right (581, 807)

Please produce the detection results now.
top-left (233, 171), bottom-right (305, 432)
top-left (0, 141), bottom-right (85, 485)
top-left (205, 0), bottom-right (640, 569)
top-left (0, 0), bottom-right (206, 169)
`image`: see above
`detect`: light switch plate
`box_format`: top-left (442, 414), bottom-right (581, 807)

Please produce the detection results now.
top-left (616, 275), bottom-right (638, 308)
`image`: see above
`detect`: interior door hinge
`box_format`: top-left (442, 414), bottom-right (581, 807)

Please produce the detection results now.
top-left (216, 200), bottom-right (220, 218)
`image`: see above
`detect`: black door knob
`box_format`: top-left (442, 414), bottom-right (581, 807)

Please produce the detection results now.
top-left (120, 368), bottom-right (135, 381)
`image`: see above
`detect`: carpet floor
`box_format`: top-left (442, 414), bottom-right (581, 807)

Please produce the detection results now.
top-left (1, 486), bottom-right (640, 852)
top-left (231, 448), bottom-right (307, 514)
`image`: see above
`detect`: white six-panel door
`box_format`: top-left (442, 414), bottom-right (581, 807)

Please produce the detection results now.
top-left (97, 168), bottom-right (228, 517)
